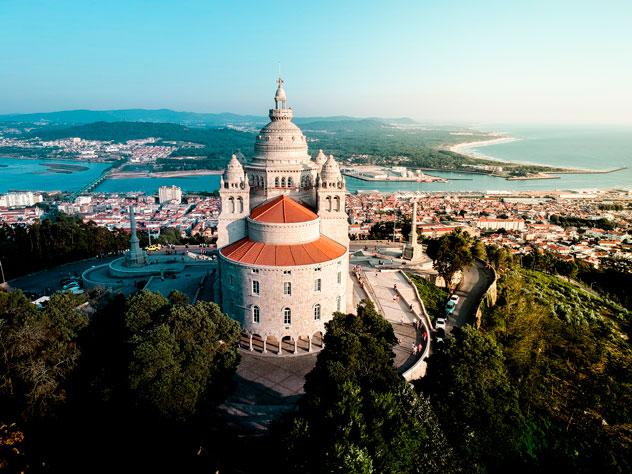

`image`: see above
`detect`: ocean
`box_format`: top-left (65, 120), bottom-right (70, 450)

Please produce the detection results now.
top-left (1, 126), bottom-right (631, 194)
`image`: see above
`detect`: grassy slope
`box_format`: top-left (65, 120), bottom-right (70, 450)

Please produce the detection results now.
top-left (408, 274), bottom-right (448, 323)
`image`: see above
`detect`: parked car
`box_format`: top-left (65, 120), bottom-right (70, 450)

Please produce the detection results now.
top-left (145, 244), bottom-right (162, 251)
top-left (445, 300), bottom-right (456, 315)
top-left (64, 287), bottom-right (84, 295)
top-left (60, 276), bottom-right (80, 287)
top-left (62, 281), bottom-right (80, 291)
top-left (435, 318), bottom-right (447, 332)
top-left (449, 294), bottom-right (460, 304)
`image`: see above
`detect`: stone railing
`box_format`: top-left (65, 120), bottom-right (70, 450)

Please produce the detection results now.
top-left (399, 271), bottom-right (432, 381)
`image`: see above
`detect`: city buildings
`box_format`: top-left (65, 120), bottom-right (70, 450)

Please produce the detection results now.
top-left (0, 191), bottom-right (43, 207)
top-left (158, 185), bottom-right (182, 204)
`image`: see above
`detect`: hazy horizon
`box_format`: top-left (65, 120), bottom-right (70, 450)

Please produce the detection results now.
top-left (2, 0), bottom-right (631, 125)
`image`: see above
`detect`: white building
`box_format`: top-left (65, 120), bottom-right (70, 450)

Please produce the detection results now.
top-left (217, 79), bottom-right (349, 355)
top-left (158, 185), bottom-right (182, 204)
top-left (0, 191), bottom-right (43, 208)
top-left (476, 217), bottom-right (526, 232)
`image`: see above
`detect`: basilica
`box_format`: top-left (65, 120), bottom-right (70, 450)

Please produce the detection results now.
top-left (217, 79), bottom-right (349, 355)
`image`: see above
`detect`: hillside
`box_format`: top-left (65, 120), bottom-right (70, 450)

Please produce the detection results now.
top-left (0, 108), bottom-right (418, 128)
top-left (422, 267), bottom-right (632, 471)
top-left (0, 109), bottom-right (266, 127)
top-left (27, 121), bottom-right (255, 151)
top-left (19, 118), bottom-right (499, 171)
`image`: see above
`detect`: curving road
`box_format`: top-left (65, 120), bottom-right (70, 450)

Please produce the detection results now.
top-left (446, 260), bottom-right (494, 333)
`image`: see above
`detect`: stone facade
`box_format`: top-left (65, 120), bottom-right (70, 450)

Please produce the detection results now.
top-left (216, 79), bottom-right (350, 355)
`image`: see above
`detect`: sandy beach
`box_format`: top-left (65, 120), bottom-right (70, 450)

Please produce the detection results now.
top-left (447, 136), bottom-right (522, 160)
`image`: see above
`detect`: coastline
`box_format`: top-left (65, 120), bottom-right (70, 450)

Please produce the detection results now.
top-left (108, 169), bottom-right (223, 179)
top-left (448, 136), bottom-right (522, 158)
top-left (444, 135), bottom-right (628, 175)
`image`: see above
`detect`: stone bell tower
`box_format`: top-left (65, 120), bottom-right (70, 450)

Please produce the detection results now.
top-left (316, 154), bottom-right (349, 247)
top-left (216, 154), bottom-right (250, 248)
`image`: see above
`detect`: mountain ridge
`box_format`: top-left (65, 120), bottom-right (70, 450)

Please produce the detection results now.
top-left (0, 108), bottom-right (417, 127)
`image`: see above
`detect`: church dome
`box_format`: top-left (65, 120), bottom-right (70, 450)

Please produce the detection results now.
top-left (320, 154), bottom-right (342, 183)
top-left (224, 154), bottom-right (244, 183)
top-left (314, 149), bottom-right (327, 167)
top-left (250, 78), bottom-right (312, 166)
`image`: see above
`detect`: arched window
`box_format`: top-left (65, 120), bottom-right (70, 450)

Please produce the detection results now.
top-left (229, 197), bottom-right (235, 213)
top-left (284, 281), bottom-right (291, 295)
top-left (275, 177), bottom-right (280, 187)
top-left (326, 196), bottom-right (332, 212)
top-left (252, 280), bottom-right (260, 295)
top-left (253, 305), bottom-right (260, 323)
top-left (238, 197), bottom-right (244, 213)
top-left (288, 177), bottom-right (293, 187)
top-left (334, 196), bottom-right (340, 211)
top-left (314, 278), bottom-right (321, 292)
top-left (281, 177), bottom-right (286, 187)
top-left (336, 296), bottom-right (342, 312)
top-left (283, 307), bottom-right (291, 325)
top-left (314, 304), bottom-right (321, 320)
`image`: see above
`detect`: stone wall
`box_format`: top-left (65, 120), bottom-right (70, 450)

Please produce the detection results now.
top-left (219, 252), bottom-right (348, 345)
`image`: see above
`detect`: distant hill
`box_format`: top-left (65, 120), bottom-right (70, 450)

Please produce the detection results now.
top-left (27, 121), bottom-right (256, 158)
top-left (0, 109), bottom-right (265, 127)
top-left (0, 108), bottom-right (417, 128)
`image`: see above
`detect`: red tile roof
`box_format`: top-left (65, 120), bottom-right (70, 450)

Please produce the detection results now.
top-left (220, 235), bottom-right (346, 266)
top-left (250, 195), bottom-right (317, 223)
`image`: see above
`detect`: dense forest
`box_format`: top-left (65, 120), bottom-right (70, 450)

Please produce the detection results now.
top-left (0, 214), bottom-right (129, 281)
top-left (0, 290), bottom-right (242, 472)
top-left (0, 214), bottom-right (218, 283)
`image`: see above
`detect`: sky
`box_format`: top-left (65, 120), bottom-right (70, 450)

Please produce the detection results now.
top-left (1, 0), bottom-right (631, 125)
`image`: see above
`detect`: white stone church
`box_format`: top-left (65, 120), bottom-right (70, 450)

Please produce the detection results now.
top-left (216, 79), bottom-right (349, 355)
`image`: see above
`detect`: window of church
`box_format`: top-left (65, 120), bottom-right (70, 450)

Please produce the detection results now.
top-left (252, 280), bottom-right (260, 295)
top-left (253, 305), bottom-right (260, 323)
top-left (314, 278), bottom-right (321, 292)
top-left (314, 304), bottom-right (321, 320)
top-left (284, 282), bottom-right (291, 295)
top-left (283, 270), bottom-right (291, 275)
top-left (337, 271), bottom-right (342, 284)
top-left (252, 269), bottom-right (259, 274)
top-left (283, 307), bottom-right (291, 325)
top-left (337, 296), bottom-right (342, 312)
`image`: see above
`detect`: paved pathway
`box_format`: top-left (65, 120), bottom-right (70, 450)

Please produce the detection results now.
top-left (362, 270), bottom-right (427, 369)
top-left (364, 270), bottom-right (420, 326)
top-left (219, 351), bottom-right (317, 432)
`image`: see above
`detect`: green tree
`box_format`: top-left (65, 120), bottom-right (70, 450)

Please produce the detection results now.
top-left (421, 325), bottom-right (529, 471)
top-left (125, 293), bottom-right (240, 420)
top-left (472, 240), bottom-right (488, 261)
top-left (276, 302), bottom-right (456, 473)
top-left (0, 290), bottom-right (88, 417)
top-left (432, 229), bottom-right (473, 292)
